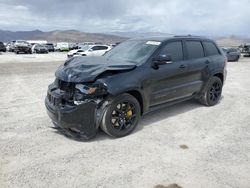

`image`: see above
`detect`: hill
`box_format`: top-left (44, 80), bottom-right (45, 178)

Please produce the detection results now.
top-left (1, 30), bottom-right (250, 47)
top-left (0, 30), bottom-right (127, 43)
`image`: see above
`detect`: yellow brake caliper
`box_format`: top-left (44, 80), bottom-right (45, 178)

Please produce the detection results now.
top-left (127, 108), bottom-right (133, 118)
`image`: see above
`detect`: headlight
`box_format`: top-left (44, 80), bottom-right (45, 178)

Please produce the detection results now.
top-left (75, 82), bottom-right (108, 96)
top-left (75, 84), bottom-right (97, 95)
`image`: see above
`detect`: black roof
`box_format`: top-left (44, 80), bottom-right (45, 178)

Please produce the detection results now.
top-left (129, 35), bottom-right (211, 42)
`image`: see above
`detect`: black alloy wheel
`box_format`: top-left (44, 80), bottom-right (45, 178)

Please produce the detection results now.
top-left (208, 81), bottom-right (222, 104)
top-left (110, 101), bottom-right (137, 131)
top-left (100, 93), bottom-right (141, 137)
top-left (199, 76), bottom-right (223, 106)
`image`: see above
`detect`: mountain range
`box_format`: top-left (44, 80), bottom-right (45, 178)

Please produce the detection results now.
top-left (0, 30), bottom-right (127, 43)
top-left (0, 29), bottom-right (249, 47)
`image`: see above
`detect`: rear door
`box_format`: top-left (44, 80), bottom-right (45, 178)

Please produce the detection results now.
top-left (202, 40), bottom-right (224, 72)
top-left (183, 40), bottom-right (209, 94)
top-left (97, 46), bottom-right (109, 55)
top-left (91, 46), bottom-right (109, 56)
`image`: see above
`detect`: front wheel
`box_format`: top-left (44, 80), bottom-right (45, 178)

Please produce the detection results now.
top-left (100, 93), bottom-right (141, 137)
top-left (199, 77), bottom-right (223, 106)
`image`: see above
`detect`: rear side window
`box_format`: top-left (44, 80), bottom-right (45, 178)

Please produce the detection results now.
top-left (99, 46), bottom-right (108, 50)
top-left (186, 41), bottom-right (204, 59)
top-left (203, 41), bottom-right (220, 56)
top-left (159, 41), bottom-right (183, 62)
top-left (92, 46), bottom-right (108, 51)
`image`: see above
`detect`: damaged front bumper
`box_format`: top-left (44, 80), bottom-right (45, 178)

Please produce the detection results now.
top-left (45, 83), bottom-right (107, 140)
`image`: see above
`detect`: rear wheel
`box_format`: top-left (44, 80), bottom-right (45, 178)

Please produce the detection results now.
top-left (199, 77), bottom-right (223, 106)
top-left (100, 93), bottom-right (141, 137)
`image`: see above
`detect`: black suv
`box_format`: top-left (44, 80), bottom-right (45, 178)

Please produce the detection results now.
top-left (45, 36), bottom-right (227, 139)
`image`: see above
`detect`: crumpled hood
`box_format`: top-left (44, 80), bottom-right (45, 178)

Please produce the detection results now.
top-left (55, 56), bottom-right (136, 82)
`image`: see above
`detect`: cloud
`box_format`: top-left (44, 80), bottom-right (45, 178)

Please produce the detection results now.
top-left (0, 0), bottom-right (250, 36)
top-left (14, 5), bottom-right (28, 10)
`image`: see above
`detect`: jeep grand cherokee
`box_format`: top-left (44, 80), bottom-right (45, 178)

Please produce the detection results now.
top-left (45, 36), bottom-right (227, 139)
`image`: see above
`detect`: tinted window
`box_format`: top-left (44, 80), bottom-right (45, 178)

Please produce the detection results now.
top-left (186, 41), bottom-right (204, 59)
top-left (99, 46), bottom-right (108, 50)
top-left (228, 48), bottom-right (237, 53)
top-left (203, 41), bottom-right (220, 56)
top-left (159, 41), bottom-right (183, 61)
top-left (92, 46), bottom-right (108, 51)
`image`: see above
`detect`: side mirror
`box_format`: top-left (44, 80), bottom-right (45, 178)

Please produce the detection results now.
top-left (152, 54), bottom-right (172, 69)
top-left (89, 49), bottom-right (93, 52)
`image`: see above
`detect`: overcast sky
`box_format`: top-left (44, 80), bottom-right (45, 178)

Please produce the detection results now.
top-left (0, 0), bottom-right (250, 36)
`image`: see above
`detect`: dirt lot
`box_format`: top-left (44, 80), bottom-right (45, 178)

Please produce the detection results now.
top-left (0, 53), bottom-right (250, 188)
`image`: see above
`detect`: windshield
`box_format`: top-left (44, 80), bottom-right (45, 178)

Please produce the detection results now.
top-left (104, 40), bottom-right (160, 64)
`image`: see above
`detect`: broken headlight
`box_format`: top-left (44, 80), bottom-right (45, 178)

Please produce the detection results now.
top-left (74, 82), bottom-right (108, 101)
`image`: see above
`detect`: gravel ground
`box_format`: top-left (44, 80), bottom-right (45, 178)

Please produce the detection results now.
top-left (0, 53), bottom-right (250, 188)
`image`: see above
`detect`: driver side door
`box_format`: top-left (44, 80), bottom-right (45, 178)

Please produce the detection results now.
top-left (149, 40), bottom-right (191, 106)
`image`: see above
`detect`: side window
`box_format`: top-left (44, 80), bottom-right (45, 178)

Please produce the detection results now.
top-left (159, 41), bottom-right (183, 62)
top-left (186, 41), bottom-right (204, 59)
top-left (92, 46), bottom-right (108, 51)
top-left (99, 46), bottom-right (108, 50)
top-left (91, 46), bottom-right (100, 51)
top-left (203, 41), bottom-right (220, 56)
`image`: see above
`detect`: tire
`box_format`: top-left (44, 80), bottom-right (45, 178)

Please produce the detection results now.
top-left (199, 76), bottom-right (223, 106)
top-left (100, 93), bottom-right (141, 138)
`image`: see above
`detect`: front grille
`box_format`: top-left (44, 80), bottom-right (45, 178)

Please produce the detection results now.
top-left (47, 92), bottom-right (61, 106)
top-left (58, 80), bottom-right (75, 91)
top-left (58, 80), bottom-right (75, 101)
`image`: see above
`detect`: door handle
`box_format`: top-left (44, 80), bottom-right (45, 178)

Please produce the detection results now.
top-left (179, 64), bottom-right (186, 69)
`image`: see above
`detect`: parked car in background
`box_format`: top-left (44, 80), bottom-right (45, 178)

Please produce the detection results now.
top-left (55, 42), bottom-right (69, 52)
top-left (239, 43), bottom-right (250, 56)
top-left (8, 41), bottom-right (16, 52)
top-left (69, 43), bottom-right (78, 50)
top-left (0, 42), bottom-right (6, 52)
top-left (45, 43), bottom-right (55, 52)
top-left (67, 45), bottom-right (92, 58)
top-left (74, 45), bottom-right (111, 57)
top-left (32, 44), bottom-right (48, 53)
top-left (45, 36), bottom-right (227, 139)
top-left (14, 40), bottom-right (32, 54)
top-left (222, 47), bottom-right (241, 61)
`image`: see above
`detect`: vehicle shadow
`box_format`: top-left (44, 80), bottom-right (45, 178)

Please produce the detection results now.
top-left (53, 98), bottom-right (205, 142)
top-left (135, 99), bottom-right (202, 132)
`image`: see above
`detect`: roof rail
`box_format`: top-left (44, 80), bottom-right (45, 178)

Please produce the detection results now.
top-left (174, 34), bottom-right (193, 37)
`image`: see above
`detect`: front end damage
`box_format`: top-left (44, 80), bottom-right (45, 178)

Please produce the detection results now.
top-left (45, 79), bottom-right (110, 140)
top-left (45, 56), bottom-right (136, 139)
